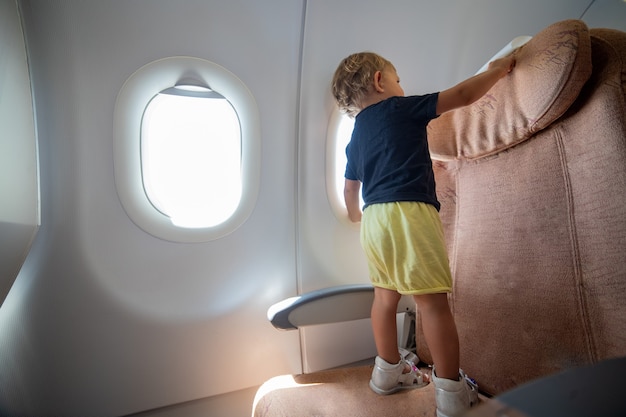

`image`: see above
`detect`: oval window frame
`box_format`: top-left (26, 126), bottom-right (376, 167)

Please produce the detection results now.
top-left (114, 56), bottom-right (260, 242)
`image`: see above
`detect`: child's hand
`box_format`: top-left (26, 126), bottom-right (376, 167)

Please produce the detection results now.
top-left (488, 54), bottom-right (516, 75)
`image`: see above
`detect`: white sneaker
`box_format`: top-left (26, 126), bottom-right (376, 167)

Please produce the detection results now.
top-left (432, 368), bottom-right (479, 417)
top-left (369, 356), bottom-right (428, 395)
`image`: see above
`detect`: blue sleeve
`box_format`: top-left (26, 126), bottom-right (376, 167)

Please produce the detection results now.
top-left (402, 93), bottom-right (440, 122)
top-left (344, 144), bottom-right (358, 180)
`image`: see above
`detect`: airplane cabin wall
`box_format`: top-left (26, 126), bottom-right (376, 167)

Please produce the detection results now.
top-left (1, 1), bottom-right (625, 417)
top-left (1, 1), bottom-right (305, 416)
top-left (0, 0), bottom-right (39, 307)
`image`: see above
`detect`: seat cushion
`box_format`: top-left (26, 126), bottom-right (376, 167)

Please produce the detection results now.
top-left (252, 365), bottom-right (437, 417)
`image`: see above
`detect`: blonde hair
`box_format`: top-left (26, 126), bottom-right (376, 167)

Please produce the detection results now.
top-left (331, 52), bottom-right (393, 117)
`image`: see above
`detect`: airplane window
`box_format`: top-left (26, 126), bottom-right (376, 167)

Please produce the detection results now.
top-left (114, 56), bottom-right (260, 242)
top-left (326, 107), bottom-right (363, 224)
top-left (141, 91), bottom-right (241, 228)
top-left (333, 113), bottom-right (354, 204)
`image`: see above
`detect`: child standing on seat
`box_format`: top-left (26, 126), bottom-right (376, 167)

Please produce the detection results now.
top-left (331, 52), bottom-right (515, 417)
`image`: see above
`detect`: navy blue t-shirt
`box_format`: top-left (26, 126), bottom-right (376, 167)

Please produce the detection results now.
top-left (344, 93), bottom-right (441, 211)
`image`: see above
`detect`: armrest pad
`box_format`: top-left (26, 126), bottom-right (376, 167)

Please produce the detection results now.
top-left (268, 284), bottom-right (417, 330)
top-left (268, 284), bottom-right (374, 330)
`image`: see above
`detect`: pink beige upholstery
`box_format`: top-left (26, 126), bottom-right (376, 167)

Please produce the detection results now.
top-left (422, 19), bottom-right (626, 396)
top-left (429, 20), bottom-right (593, 161)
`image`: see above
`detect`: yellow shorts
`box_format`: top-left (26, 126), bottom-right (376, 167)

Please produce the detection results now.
top-left (360, 201), bottom-right (452, 295)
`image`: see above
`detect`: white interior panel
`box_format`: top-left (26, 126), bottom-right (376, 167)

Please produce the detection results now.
top-left (0, 0), bottom-right (40, 306)
top-left (584, 0), bottom-right (626, 31)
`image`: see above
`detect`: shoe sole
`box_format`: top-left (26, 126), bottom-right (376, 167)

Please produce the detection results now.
top-left (369, 378), bottom-right (429, 395)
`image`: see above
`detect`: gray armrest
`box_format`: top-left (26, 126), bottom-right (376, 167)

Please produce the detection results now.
top-left (267, 284), bottom-right (415, 330)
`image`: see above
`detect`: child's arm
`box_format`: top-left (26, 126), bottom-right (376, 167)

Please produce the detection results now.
top-left (436, 55), bottom-right (516, 115)
top-left (344, 179), bottom-right (362, 223)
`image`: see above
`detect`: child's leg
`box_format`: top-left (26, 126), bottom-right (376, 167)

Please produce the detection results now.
top-left (416, 293), bottom-right (478, 416)
top-left (369, 286), bottom-right (428, 395)
top-left (371, 286), bottom-right (402, 364)
top-left (413, 292), bottom-right (459, 380)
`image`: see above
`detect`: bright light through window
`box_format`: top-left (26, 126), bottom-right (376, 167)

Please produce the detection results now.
top-left (141, 93), bottom-right (242, 228)
top-left (333, 113), bottom-right (364, 209)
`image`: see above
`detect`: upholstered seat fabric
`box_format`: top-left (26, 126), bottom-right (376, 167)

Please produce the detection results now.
top-left (420, 21), bottom-right (626, 396)
top-left (428, 19), bottom-right (593, 160)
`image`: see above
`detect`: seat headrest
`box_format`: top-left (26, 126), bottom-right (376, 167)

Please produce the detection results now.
top-left (428, 19), bottom-right (593, 161)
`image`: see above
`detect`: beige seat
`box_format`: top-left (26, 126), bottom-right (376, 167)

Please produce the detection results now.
top-left (254, 19), bottom-right (626, 417)
top-left (425, 19), bottom-right (626, 396)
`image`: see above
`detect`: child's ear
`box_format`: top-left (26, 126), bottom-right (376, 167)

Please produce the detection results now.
top-left (373, 70), bottom-right (384, 92)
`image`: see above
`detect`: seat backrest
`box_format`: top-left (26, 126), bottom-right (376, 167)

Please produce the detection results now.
top-left (422, 19), bottom-right (626, 396)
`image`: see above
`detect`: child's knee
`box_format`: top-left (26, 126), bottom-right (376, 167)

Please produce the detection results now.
top-left (373, 287), bottom-right (402, 307)
top-left (413, 292), bottom-right (450, 312)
